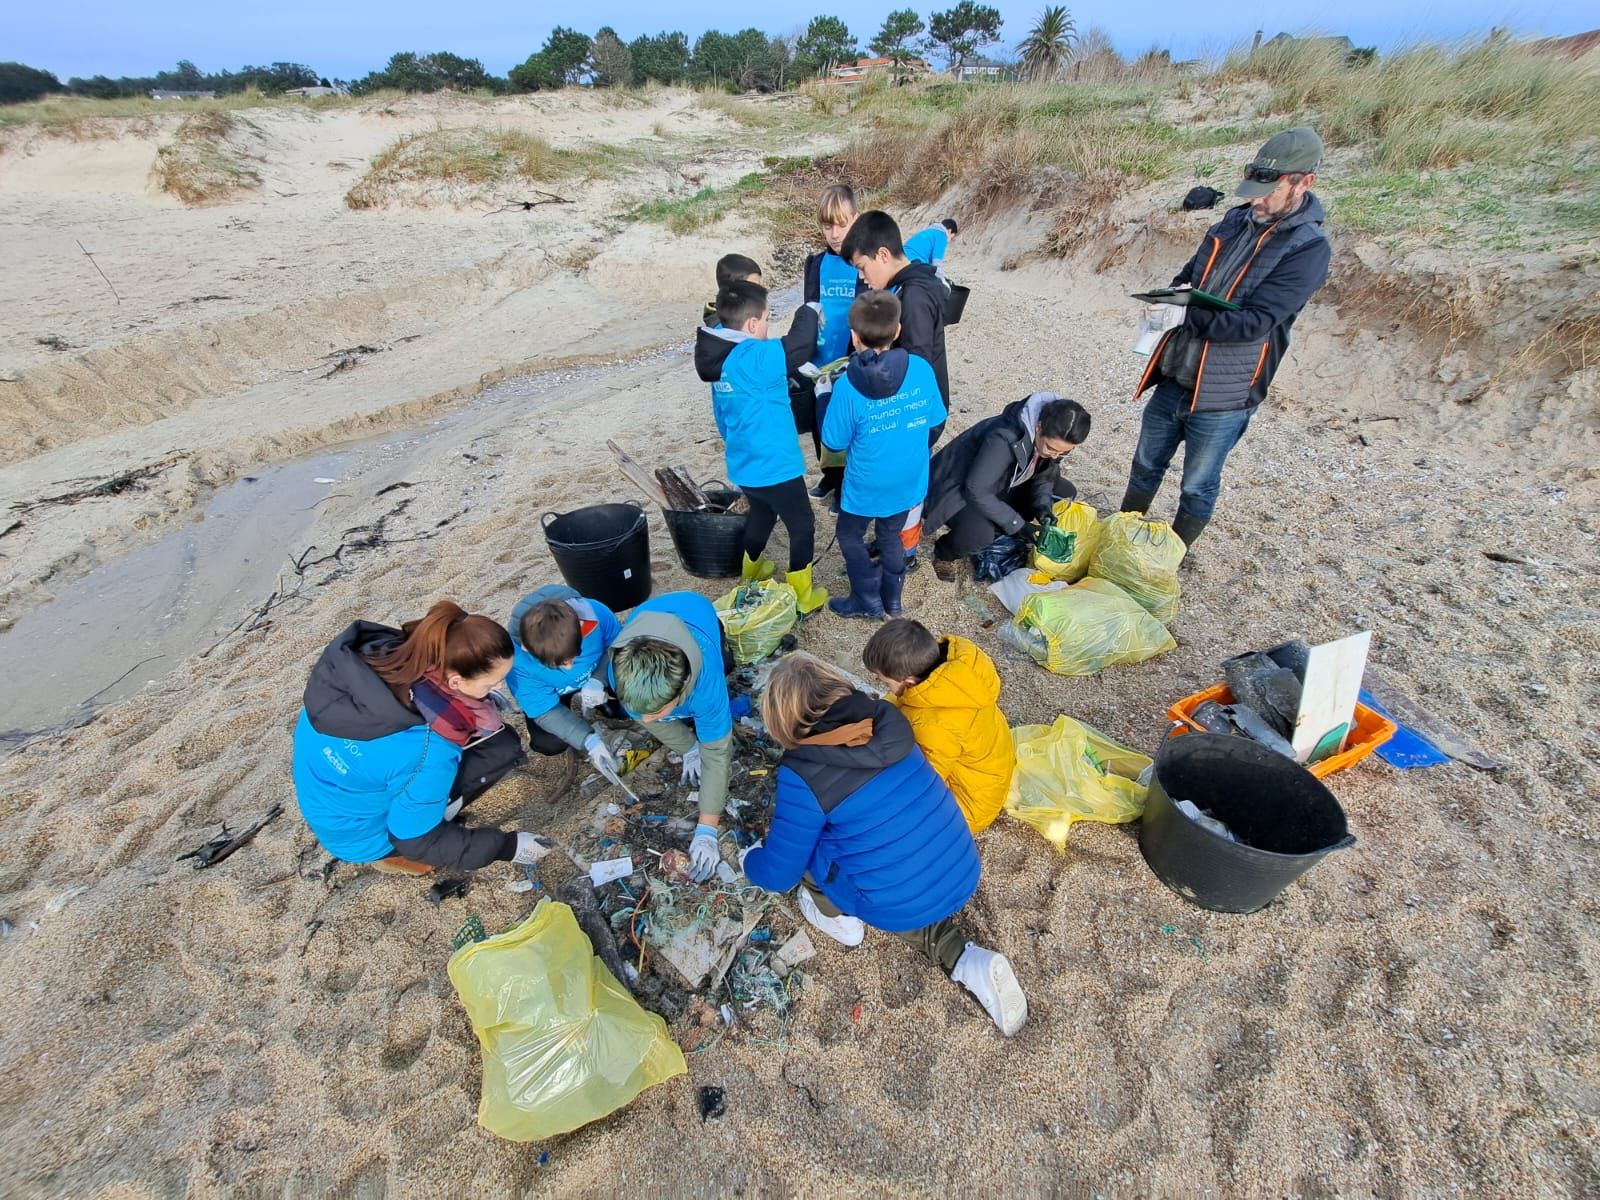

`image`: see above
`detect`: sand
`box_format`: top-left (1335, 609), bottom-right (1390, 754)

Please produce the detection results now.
top-left (0, 92), bottom-right (1597, 1198)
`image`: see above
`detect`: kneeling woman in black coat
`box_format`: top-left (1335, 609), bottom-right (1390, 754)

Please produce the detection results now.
top-left (922, 393), bottom-right (1091, 579)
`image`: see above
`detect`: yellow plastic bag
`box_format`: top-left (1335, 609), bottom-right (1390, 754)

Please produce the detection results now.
top-left (447, 900), bottom-right (686, 1142)
top-left (1030, 499), bottom-right (1100, 582)
top-left (1087, 512), bottom-right (1185, 623)
top-left (1006, 715), bottom-right (1151, 850)
top-left (715, 579), bottom-right (800, 664)
top-left (1014, 577), bottom-right (1175, 676)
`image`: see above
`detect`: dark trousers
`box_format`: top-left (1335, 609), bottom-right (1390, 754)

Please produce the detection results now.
top-left (804, 875), bottom-right (969, 974)
top-left (451, 725), bottom-right (527, 804)
top-left (742, 476), bottom-right (815, 571)
top-left (933, 484), bottom-right (1038, 562)
top-left (838, 509), bottom-right (908, 578)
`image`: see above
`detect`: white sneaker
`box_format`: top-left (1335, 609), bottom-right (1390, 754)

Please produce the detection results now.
top-left (951, 943), bottom-right (1028, 1036)
top-left (797, 888), bottom-right (865, 947)
top-left (443, 797), bottom-right (464, 822)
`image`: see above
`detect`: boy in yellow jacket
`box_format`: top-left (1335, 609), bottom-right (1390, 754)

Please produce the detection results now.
top-left (863, 618), bottom-right (1015, 832)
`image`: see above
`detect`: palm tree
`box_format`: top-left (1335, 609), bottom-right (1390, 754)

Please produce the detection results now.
top-left (1019, 6), bottom-right (1077, 82)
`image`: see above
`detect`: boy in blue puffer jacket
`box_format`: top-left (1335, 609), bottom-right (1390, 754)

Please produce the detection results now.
top-left (505, 584), bottom-right (622, 775)
top-left (740, 653), bottom-right (1027, 1036)
top-left (694, 279), bottom-right (828, 614)
top-left (821, 289), bottom-right (946, 620)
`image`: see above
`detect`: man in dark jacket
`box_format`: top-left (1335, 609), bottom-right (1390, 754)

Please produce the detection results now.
top-left (923, 393), bottom-right (1092, 580)
top-left (1122, 127), bottom-right (1332, 547)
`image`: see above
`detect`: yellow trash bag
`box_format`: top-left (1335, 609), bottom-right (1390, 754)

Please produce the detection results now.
top-left (715, 579), bottom-right (800, 664)
top-left (1030, 499), bottom-right (1099, 582)
top-left (447, 900), bottom-right (686, 1142)
top-left (1006, 715), bottom-right (1151, 851)
top-left (1087, 512), bottom-right (1185, 623)
top-left (1014, 578), bottom-right (1175, 676)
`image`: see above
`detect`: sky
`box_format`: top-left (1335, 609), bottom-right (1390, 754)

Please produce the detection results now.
top-left (6, 0), bottom-right (1593, 82)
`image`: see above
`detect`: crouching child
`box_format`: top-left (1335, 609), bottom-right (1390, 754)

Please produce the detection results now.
top-left (864, 618), bottom-right (1015, 833)
top-left (505, 584), bottom-right (622, 777)
top-left (740, 654), bottom-right (1027, 1035)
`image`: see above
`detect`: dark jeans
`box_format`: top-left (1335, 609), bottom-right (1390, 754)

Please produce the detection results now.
top-left (839, 509), bottom-right (908, 578)
top-left (742, 476), bottom-right (814, 571)
top-left (933, 484), bottom-right (1038, 562)
top-left (452, 725), bottom-right (527, 803)
top-left (804, 876), bottom-right (969, 974)
top-left (1127, 382), bottom-right (1253, 521)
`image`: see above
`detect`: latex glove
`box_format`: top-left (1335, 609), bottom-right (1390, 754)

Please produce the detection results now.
top-left (512, 833), bottom-right (556, 865)
top-left (583, 731), bottom-right (617, 775)
top-left (689, 823), bottom-right (720, 883)
top-left (805, 300), bottom-right (823, 319)
top-left (679, 742), bottom-right (703, 788)
top-left (578, 678), bottom-right (607, 715)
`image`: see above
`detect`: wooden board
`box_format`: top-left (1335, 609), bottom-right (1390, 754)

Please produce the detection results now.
top-left (1292, 631), bottom-right (1372, 764)
top-left (606, 439), bottom-right (670, 508)
top-left (1363, 669), bottom-right (1507, 770)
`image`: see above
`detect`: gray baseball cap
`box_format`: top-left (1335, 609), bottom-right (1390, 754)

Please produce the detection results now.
top-left (1236, 127), bottom-right (1323, 197)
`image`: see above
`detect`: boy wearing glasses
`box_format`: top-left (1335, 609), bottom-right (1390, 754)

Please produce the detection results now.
top-left (1122, 127), bottom-right (1331, 549)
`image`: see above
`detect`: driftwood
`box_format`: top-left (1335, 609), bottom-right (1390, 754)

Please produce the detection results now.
top-left (607, 440), bottom-right (671, 507)
top-left (483, 192), bottom-right (573, 216)
top-left (11, 454), bottom-right (186, 514)
top-left (655, 466), bottom-right (712, 512)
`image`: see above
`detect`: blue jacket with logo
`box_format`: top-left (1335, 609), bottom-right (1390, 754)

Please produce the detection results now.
top-left (605, 591), bottom-right (731, 741)
top-left (804, 249), bottom-right (861, 365)
top-left (291, 621), bottom-right (516, 868)
top-left (742, 692), bottom-right (980, 932)
top-left (821, 348), bottom-right (946, 518)
top-left (505, 584), bottom-right (620, 748)
top-left (694, 306), bottom-right (820, 488)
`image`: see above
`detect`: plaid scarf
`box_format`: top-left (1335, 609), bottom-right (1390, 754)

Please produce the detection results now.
top-left (411, 669), bottom-right (503, 747)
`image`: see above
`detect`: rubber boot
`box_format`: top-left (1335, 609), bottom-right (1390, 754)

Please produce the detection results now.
top-left (1120, 485), bottom-right (1158, 514)
top-left (880, 570), bottom-right (906, 617)
top-left (828, 559), bottom-right (885, 620)
top-left (1172, 510), bottom-right (1209, 547)
top-left (741, 551), bottom-right (775, 583)
top-left (785, 563), bottom-right (830, 614)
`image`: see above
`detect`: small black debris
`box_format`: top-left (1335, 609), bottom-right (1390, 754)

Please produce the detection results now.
top-left (698, 1085), bottom-right (726, 1123)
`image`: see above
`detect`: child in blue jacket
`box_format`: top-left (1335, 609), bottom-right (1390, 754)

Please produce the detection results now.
top-left (800, 182), bottom-right (862, 501)
top-left (821, 289), bottom-right (946, 620)
top-left (505, 584), bottom-right (621, 774)
top-left (694, 279), bottom-right (828, 614)
top-left (740, 653), bottom-right (1027, 1035)
top-left (903, 217), bottom-right (957, 289)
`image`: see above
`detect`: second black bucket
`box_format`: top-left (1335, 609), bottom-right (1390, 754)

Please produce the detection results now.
top-left (1139, 733), bottom-right (1355, 913)
top-left (541, 502), bottom-right (652, 612)
top-left (944, 283), bottom-right (971, 326)
top-left (662, 488), bottom-right (747, 579)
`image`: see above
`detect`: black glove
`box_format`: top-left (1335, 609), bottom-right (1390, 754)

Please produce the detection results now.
top-left (1020, 521), bottom-right (1045, 546)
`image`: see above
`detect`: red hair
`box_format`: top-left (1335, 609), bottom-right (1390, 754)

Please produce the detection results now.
top-left (365, 600), bottom-right (512, 686)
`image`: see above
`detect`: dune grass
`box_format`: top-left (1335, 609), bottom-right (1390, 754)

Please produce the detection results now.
top-left (0, 89), bottom-right (359, 134)
top-left (151, 111), bottom-right (263, 204)
top-left (344, 126), bottom-right (596, 209)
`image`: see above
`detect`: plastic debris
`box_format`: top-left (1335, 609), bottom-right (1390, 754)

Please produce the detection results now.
top-left (429, 877), bottom-right (470, 905)
top-left (775, 930), bottom-right (817, 968)
top-left (589, 856), bottom-right (635, 886)
top-left (1175, 798), bottom-right (1238, 843)
top-left (698, 1085), bottom-right (727, 1122)
top-left (451, 915), bottom-right (487, 951)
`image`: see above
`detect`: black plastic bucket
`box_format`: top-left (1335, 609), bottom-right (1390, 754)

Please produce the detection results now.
top-left (541, 502), bottom-right (652, 611)
top-left (1139, 733), bottom-right (1355, 913)
top-left (944, 283), bottom-right (971, 325)
top-left (662, 488), bottom-right (746, 578)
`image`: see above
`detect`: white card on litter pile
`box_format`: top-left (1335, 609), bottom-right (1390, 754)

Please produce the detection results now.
top-left (1292, 631), bottom-right (1372, 764)
top-left (776, 930), bottom-right (817, 968)
top-left (588, 856), bottom-right (634, 886)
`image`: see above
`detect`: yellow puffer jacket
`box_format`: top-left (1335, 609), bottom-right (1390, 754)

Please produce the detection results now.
top-left (890, 636), bottom-right (1015, 832)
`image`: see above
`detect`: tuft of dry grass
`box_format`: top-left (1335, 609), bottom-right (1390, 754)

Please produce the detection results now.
top-left (344, 126), bottom-right (590, 209)
top-left (0, 88), bottom-right (352, 132)
top-left (152, 111), bottom-right (263, 205)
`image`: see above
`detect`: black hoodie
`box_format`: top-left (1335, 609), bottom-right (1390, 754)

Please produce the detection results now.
top-left (887, 260), bottom-right (950, 408)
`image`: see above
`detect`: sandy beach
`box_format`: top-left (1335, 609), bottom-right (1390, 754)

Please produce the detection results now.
top-left (0, 89), bottom-right (1596, 1197)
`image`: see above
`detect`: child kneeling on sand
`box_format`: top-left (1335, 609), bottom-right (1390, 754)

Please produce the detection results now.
top-left (740, 653), bottom-right (1027, 1035)
top-left (864, 618), bottom-right (1015, 834)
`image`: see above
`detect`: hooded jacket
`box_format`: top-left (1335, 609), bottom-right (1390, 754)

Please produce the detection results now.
top-left (803, 249), bottom-right (860, 365)
top-left (890, 637), bottom-right (1014, 832)
top-left (291, 622), bottom-right (516, 868)
top-left (887, 260), bottom-right (950, 405)
top-left (694, 306), bottom-right (820, 488)
top-left (1136, 195), bottom-right (1331, 413)
top-left (505, 584), bottom-right (621, 751)
top-left (742, 692), bottom-right (980, 932)
top-left (924, 393), bottom-right (1065, 535)
top-left (606, 592), bottom-right (734, 817)
top-left (820, 348), bottom-right (946, 518)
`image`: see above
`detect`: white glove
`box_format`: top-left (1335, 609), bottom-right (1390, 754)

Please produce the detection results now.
top-left (578, 678), bottom-right (606, 715)
top-left (805, 300), bottom-right (823, 321)
top-left (689, 823), bottom-right (719, 883)
top-left (512, 832), bottom-right (556, 865)
top-left (679, 742), bottom-right (702, 788)
top-left (583, 731), bottom-right (617, 775)
top-left (443, 797), bottom-right (464, 822)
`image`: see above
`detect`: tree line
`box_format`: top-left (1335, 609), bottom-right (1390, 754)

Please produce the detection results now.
top-left (0, 3), bottom-right (1022, 105)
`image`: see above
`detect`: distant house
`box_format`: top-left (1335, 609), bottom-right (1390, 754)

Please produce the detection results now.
top-left (957, 58), bottom-right (1010, 82)
top-left (284, 86), bottom-right (345, 98)
top-left (1262, 33), bottom-right (1356, 55)
top-left (822, 55), bottom-right (930, 85)
top-left (149, 89), bottom-right (217, 101)
top-left (1530, 28), bottom-right (1600, 66)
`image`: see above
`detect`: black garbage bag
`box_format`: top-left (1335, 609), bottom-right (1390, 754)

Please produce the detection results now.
top-left (1182, 186), bottom-right (1224, 211)
top-left (972, 534), bottom-right (1030, 583)
top-left (1222, 651), bottom-right (1302, 739)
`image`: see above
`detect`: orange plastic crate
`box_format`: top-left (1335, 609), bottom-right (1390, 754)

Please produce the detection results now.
top-left (1166, 682), bottom-right (1397, 779)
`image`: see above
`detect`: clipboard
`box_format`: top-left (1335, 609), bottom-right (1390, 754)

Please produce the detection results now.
top-left (1132, 287), bottom-right (1242, 311)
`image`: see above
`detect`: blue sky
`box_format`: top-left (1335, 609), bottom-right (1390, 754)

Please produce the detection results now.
top-left (7, 0), bottom-right (1593, 81)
